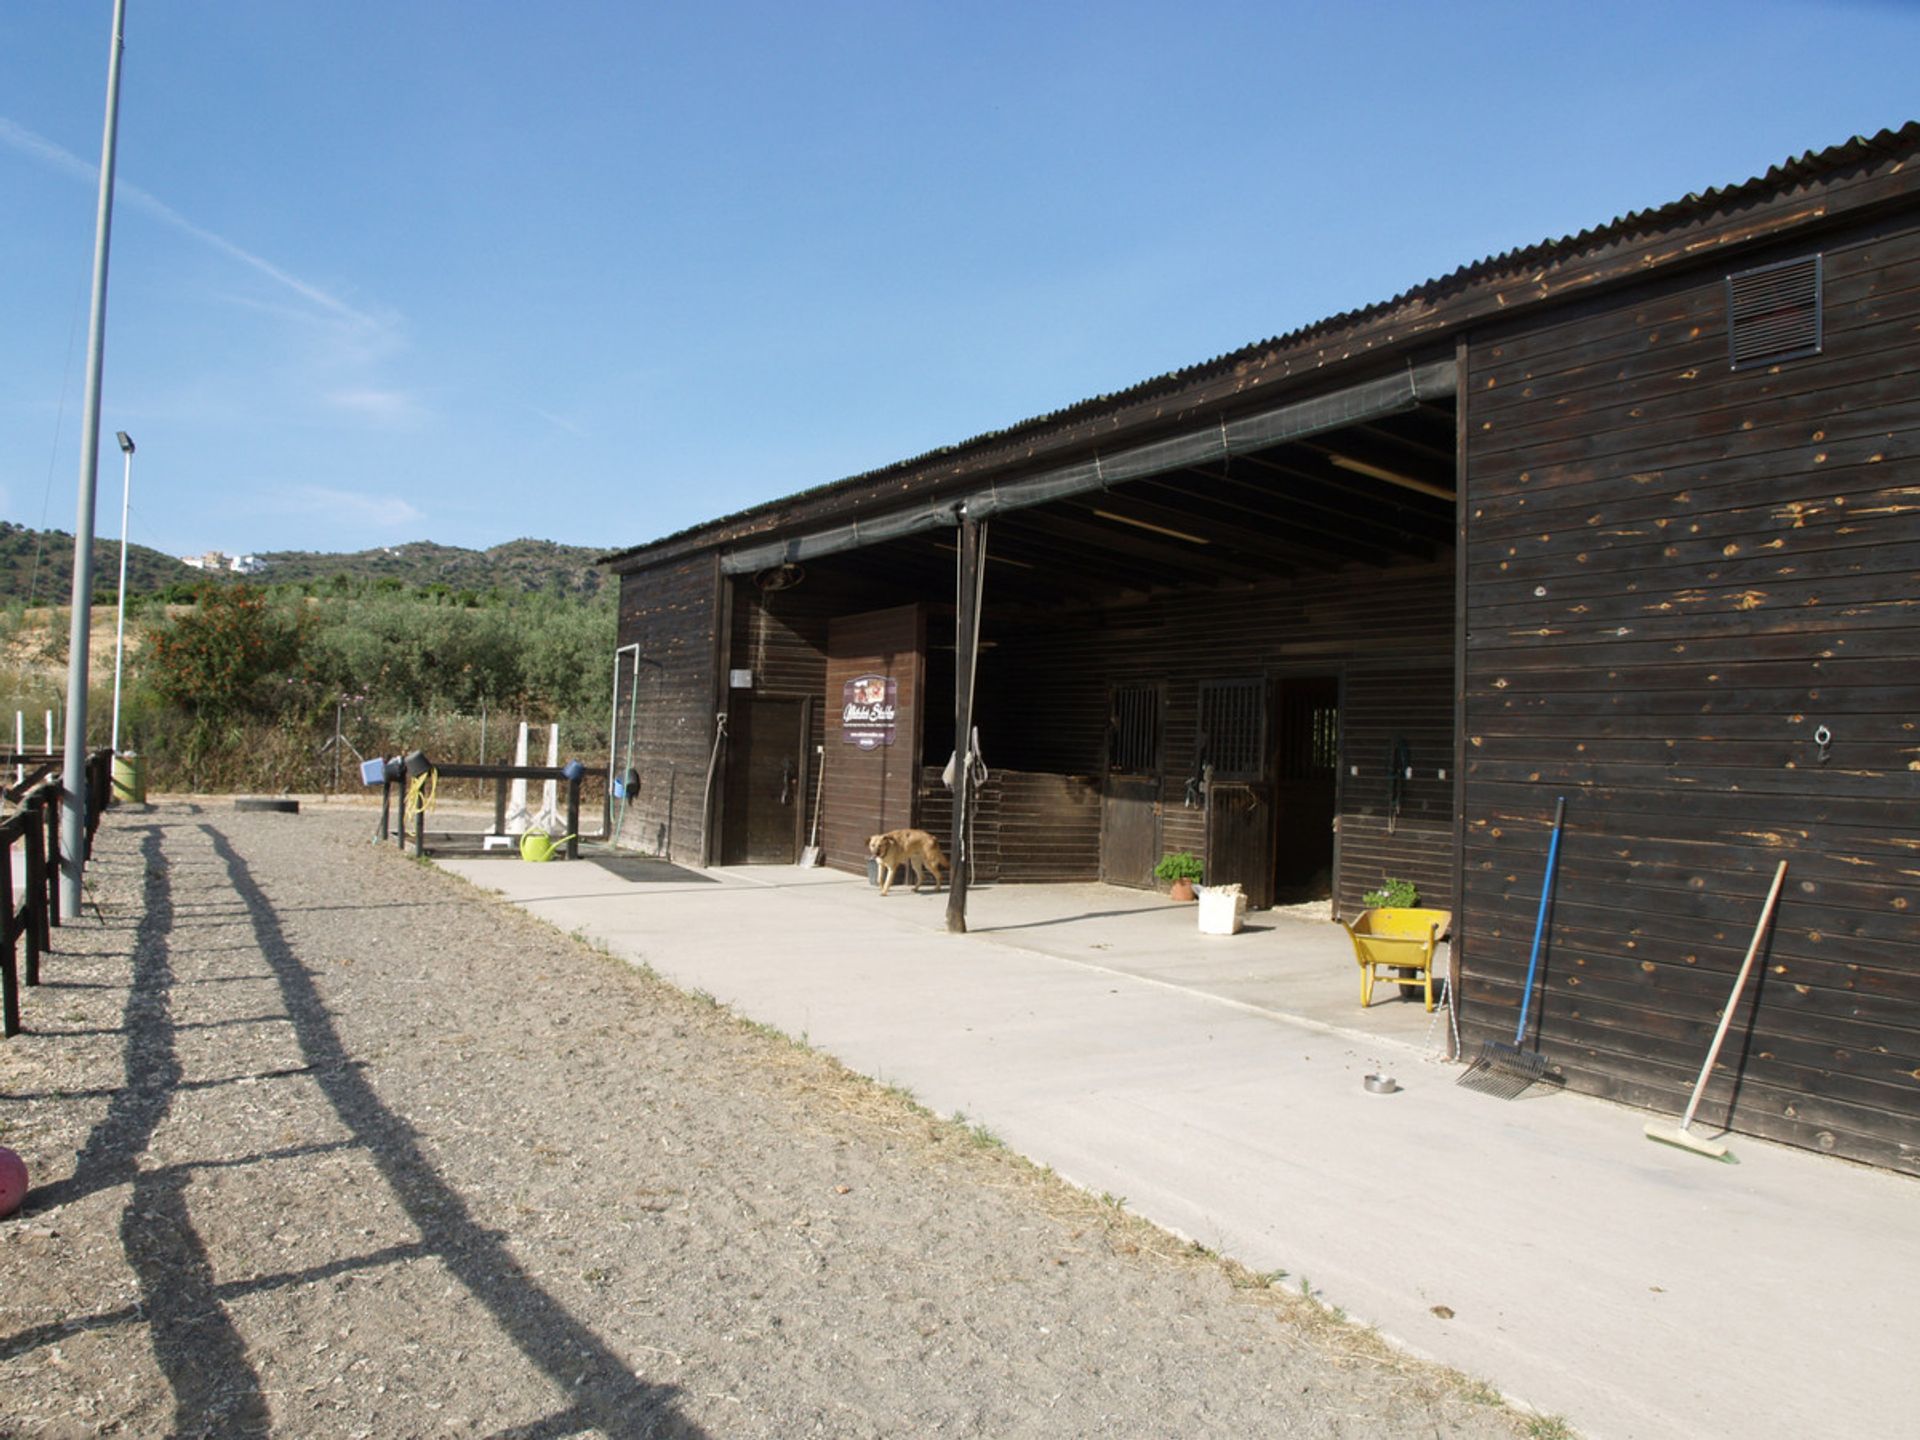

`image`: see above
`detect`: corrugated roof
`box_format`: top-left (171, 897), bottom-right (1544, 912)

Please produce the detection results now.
top-left (605, 122), bottom-right (1920, 567)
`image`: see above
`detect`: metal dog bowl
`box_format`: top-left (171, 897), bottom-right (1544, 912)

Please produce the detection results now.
top-left (1363, 1073), bottom-right (1400, 1095)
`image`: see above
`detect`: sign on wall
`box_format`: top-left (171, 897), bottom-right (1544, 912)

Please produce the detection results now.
top-left (841, 673), bottom-right (897, 749)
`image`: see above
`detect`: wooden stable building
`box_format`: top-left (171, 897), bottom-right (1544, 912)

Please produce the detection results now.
top-left (605, 126), bottom-right (1920, 1175)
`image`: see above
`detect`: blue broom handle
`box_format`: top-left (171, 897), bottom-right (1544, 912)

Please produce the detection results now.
top-left (1513, 796), bottom-right (1567, 1044)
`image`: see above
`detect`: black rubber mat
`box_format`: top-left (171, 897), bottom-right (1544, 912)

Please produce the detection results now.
top-left (585, 853), bottom-right (716, 884)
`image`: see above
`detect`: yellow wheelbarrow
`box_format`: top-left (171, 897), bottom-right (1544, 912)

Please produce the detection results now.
top-left (1341, 907), bottom-right (1451, 1012)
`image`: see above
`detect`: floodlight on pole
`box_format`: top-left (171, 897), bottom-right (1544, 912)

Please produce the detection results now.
top-left (60, 0), bottom-right (130, 920)
top-left (111, 431), bottom-right (135, 754)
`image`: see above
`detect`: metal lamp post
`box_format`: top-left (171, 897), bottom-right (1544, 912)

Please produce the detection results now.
top-left (111, 430), bottom-right (134, 753)
top-left (60, 0), bottom-right (130, 919)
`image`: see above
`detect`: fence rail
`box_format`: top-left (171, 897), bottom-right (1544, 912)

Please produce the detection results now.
top-left (2, 748), bottom-right (113, 1037)
top-left (384, 762), bottom-right (595, 861)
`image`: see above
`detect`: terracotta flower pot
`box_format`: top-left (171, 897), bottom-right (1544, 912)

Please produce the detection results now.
top-left (1169, 877), bottom-right (1197, 902)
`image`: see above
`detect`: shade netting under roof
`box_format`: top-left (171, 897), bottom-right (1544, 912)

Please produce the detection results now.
top-left (721, 358), bottom-right (1455, 576)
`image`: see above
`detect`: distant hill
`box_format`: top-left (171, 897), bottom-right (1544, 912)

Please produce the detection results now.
top-left (0, 526), bottom-right (606, 602)
top-left (0, 521), bottom-right (192, 605)
top-left (245, 538), bottom-right (607, 597)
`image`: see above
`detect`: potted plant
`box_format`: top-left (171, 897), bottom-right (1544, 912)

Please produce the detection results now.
top-left (1154, 851), bottom-right (1204, 902)
top-left (1361, 876), bottom-right (1420, 910)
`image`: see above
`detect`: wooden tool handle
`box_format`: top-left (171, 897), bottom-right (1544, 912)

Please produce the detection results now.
top-left (1678, 860), bottom-right (1789, 1133)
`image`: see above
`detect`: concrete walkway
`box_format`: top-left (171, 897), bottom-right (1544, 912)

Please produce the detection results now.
top-left (436, 850), bottom-right (1916, 1440)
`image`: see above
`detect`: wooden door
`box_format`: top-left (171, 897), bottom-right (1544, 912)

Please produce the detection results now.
top-left (822, 605), bottom-right (925, 872)
top-left (1206, 783), bottom-right (1274, 907)
top-left (1272, 675), bottom-right (1340, 900)
top-left (1100, 683), bottom-right (1162, 887)
top-left (721, 697), bottom-right (807, 864)
top-left (1198, 677), bottom-right (1274, 907)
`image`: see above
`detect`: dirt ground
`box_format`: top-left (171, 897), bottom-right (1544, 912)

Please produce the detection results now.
top-left (1, 805), bottom-right (1548, 1438)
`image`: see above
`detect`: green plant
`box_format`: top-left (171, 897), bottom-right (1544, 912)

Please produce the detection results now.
top-left (1362, 876), bottom-right (1419, 909)
top-left (965, 1121), bottom-right (1004, 1150)
top-left (1153, 851), bottom-right (1204, 885)
top-left (147, 583), bottom-right (304, 725)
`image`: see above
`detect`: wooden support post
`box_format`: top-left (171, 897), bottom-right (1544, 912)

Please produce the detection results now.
top-left (565, 777), bottom-right (581, 859)
top-left (88, 750), bottom-right (108, 848)
top-left (703, 559), bottom-right (735, 869)
top-left (2, 833), bottom-right (17, 1037)
top-left (494, 775), bottom-right (508, 837)
top-left (40, 800), bottom-right (59, 931)
top-left (378, 779), bottom-right (392, 842)
top-left (1448, 337), bottom-right (1469, 1057)
top-left (26, 808), bottom-right (49, 971)
top-left (22, 831), bottom-right (40, 989)
top-left (946, 513), bottom-right (984, 934)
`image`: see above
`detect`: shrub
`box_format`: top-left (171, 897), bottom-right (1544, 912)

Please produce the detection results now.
top-left (1362, 877), bottom-right (1420, 909)
top-left (1153, 851), bottom-right (1204, 884)
top-left (147, 584), bottom-right (304, 725)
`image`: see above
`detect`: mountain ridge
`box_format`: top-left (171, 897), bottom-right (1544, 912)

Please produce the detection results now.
top-left (0, 524), bottom-right (606, 602)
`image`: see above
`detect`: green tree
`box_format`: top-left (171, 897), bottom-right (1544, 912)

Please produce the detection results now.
top-left (148, 584), bottom-right (304, 724)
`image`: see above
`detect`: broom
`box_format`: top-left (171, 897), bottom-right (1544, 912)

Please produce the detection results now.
top-left (1458, 795), bottom-right (1566, 1098)
top-left (1645, 860), bottom-right (1788, 1161)
top-left (798, 744), bottom-right (824, 867)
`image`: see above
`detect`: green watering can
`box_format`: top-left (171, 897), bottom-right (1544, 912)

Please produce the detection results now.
top-left (518, 830), bottom-right (574, 863)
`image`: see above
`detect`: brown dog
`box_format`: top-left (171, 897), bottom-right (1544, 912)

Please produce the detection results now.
top-left (868, 829), bottom-right (949, 895)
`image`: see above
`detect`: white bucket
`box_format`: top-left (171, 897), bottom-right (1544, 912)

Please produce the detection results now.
top-left (1196, 884), bottom-right (1247, 936)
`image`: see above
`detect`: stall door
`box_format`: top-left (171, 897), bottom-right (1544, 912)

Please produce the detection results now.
top-left (1272, 675), bottom-right (1340, 900)
top-left (1100, 683), bottom-right (1162, 887)
top-left (1200, 675), bottom-right (1275, 907)
top-left (720, 697), bottom-right (808, 864)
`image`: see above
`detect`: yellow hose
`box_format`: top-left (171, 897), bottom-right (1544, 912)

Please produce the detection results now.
top-left (404, 767), bottom-right (437, 822)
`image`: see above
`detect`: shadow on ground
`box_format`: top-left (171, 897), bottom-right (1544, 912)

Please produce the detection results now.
top-left (11, 818), bottom-right (706, 1439)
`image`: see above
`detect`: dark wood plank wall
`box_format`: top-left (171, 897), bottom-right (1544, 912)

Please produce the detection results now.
top-left (978, 562), bottom-right (1457, 907)
top-left (997, 771), bottom-right (1104, 881)
top-left (725, 575), bottom-right (940, 871)
top-left (913, 771), bottom-right (992, 880)
top-left (1460, 216), bottom-right (1920, 1173)
top-left (917, 768), bottom-right (1104, 883)
top-left (1339, 667), bottom-right (1455, 913)
top-left (613, 556), bottom-right (721, 865)
top-left (728, 577), bottom-right (834, 856)
top-left (709, 557), bottom-right (1458, 899)
top-left (733, 577), bottom-right (843, 699)
top-left (822, 605), bottom-right (926, 873)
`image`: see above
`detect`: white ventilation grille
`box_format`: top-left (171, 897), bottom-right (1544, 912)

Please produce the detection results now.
top-left (1727, 254), bottom-right (1823, 370)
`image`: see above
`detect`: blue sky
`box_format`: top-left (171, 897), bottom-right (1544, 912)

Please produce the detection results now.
top-left (3, 2), bottom-right (1917, 562)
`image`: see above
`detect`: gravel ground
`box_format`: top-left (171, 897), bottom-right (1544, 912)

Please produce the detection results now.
top-left (1, 804), bottom-right (1544, 1438)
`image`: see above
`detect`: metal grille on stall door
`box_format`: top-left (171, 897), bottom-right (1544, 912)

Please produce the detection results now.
top-left (1278, 693), bottom-right (1338, 781)
top-left (1109, 685), bottom-right (1160, 774)
top-left (1197, 678), bottom-right (1265, 780)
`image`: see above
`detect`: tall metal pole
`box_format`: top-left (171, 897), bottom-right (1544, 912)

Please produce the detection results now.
top-left (61, 0), bottom-right (131, 919)
top-left (110, 432), bottom-right (134, 753)
top-left (946, 512), bottom-right (984, 934)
